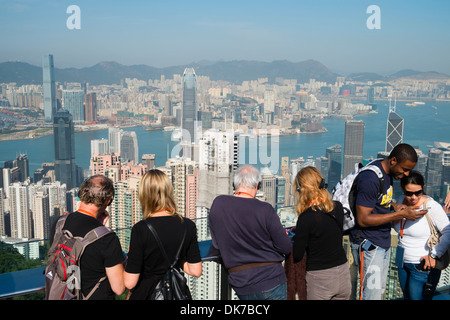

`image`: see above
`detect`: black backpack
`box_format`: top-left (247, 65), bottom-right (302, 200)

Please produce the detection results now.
top-left (145, 218), bottom-right (192, 300)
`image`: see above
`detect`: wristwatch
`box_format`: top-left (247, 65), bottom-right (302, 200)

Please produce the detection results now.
top-left (430, 252), bottom-right (437, 259)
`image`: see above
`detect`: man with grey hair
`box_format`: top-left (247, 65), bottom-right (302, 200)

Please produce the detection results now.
top-left (209, 165), bottom-right (292, 300)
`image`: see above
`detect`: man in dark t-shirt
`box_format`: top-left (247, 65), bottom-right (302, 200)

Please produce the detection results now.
top-left (49, 175), bottom-right (125, 299)
top-left (350, 144), bottom-right (427, 300)
top-left (209, 165), bottom-right (292, 300)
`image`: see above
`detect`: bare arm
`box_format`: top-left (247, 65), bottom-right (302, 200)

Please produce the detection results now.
top-left (106, 263), bottom-right (125, 295)
top-left (182, 261), bottom-right (202, 278)
top-left (123, 271), bottom-right (140, 290)
top-left (356, 204), bottom-right (427, 228)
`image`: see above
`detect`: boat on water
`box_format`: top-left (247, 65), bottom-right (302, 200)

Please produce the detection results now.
top-left (405, 103), bottom-right (417, 107)
top-left (413, 101), bottom-right (425, 105)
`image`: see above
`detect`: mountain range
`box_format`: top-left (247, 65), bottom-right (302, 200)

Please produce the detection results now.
top-left (0, 59), bottom-right (449, 86)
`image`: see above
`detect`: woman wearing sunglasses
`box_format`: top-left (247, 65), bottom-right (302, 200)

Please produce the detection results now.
top-left (393, 170), bottom-right (449, 300)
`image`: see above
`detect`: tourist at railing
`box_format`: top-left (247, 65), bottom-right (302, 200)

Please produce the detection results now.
top-left (393, 171), bottom-right (450, 300)
top-left (292, 166), bottom-right (351, 300)
top-left (349, 143), bottom-right (427, 300)
top-left (48, 175), bottom-right (126, 299)
top-left (123, 169), bottom-right (202, 299)
top-left (209, 165), bottom-right (292, 300)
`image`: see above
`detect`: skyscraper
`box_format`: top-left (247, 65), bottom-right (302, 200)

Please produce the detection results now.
top-left (120, 131), bottom-right (139, 164)
top-left (84, 92), bottom-right (97, 123)
top-left (343, 120), bottom-right (364, 176)
top-left (385, 100), bottom-right (404, 153)
top-left (53, 110), bottom-right (77, 190)
top-left (62, 90), bottom-right (85, 123)
top-left (42, 54), bottom-right (57, 122)
top-left (181, 68), bottom-right (197, 144)
top-left (326, 144), bottom-right (342, 191)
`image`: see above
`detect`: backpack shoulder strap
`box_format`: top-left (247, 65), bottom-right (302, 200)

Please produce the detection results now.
top-left (146, 218), bottom-right (187, 268)
top-left (360, 164), bottom-right (385, 199)
top-left (78, 226), bottom-right (114, 300)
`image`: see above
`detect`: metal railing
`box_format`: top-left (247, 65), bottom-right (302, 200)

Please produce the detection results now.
top-left (1, 205), bottom-right (449, 300)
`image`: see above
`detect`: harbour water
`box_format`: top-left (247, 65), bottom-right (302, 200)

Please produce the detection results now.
top-left (0, 100), bottom-right (449, 175)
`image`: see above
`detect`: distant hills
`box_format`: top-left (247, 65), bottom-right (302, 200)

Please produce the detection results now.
top-left (0, 59), bottom-right (449, 86)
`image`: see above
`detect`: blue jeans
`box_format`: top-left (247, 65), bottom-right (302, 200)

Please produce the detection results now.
top-left (398, 263), bottom-right (441, 300)
top-left (351, 241), bottom-right (391, 300)
top-left (237, 282), bottom-right (287, 300)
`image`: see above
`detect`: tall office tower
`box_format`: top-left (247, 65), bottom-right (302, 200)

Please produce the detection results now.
top-left (62, 90), bottom-right (85, 123)
top-left (9, 182), bottom-right (31, 239)
top-left (120, 131), bottom-right (139, 164)
top-left (141, 154), bottom-right (155, 170)
top-left (343, 120), bottom-right (365, 177)
top-left (315, 156), bottom-right (329, 183)
top-left (53, 110), bottom-right (77, 190)
top-left (280, 157), bottom-right (291, 206)
top-left (91, 138), bottom-right (109, 156)
top-left (385, 104), bottom-right (404, 153)
top-left (326, 144), bottom-right (342, 191)
top-left (42, 54), bottom-right (57, 122)
top-left (425, 148), bottom-right (443, 196)
top-left (84, 92), bottom-right (97, 123)
top-left (181, 68), bottom-right (197, 144)
top-left (264, 88), bottom-right (275, 124)
top-left (108, 127), bottom-right (122, 154)
top-left (366, 87), bottom-right (376, 108)
top-left (14, 154), bottom-right (29, 182)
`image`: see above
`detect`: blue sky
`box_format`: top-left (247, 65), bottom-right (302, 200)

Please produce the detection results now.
top-left (1, 0), bottom-right (449, 75)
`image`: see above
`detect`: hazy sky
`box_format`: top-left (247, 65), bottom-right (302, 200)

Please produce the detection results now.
top-left (1, 0), bottom-right (449, 75)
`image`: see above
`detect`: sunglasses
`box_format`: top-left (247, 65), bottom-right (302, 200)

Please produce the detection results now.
top-left (403, 190), bottom-right (423, 197)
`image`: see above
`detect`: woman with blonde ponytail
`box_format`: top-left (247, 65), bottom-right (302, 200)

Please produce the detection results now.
top-left (124, 169), bottom-right (202, 299)
top-left (292, 166), bottom-right (351, 300)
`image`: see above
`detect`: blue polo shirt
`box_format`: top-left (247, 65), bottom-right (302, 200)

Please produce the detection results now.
top-left (349, 160), bottom-right (394, 250)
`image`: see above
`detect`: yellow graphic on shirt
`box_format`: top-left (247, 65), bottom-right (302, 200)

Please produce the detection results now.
top-left (380, 186), bottom-right (393, 208)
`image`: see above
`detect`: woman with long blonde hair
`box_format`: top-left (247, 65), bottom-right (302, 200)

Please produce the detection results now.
top-left (124, 169), bottom-right (202, 299)
top-left (292, 166), bottom-right (351, 300)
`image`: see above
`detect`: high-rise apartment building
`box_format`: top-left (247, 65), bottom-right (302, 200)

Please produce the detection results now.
top-left (42, 54), bottom-right (57, 122)
top-left (343, 120), bottom-right (364, 176)
top-left (53, 110), bottom-right (77, 190)
top-left (9, 182), bottom-right (31, 239)
top-left (197, 130), bottom-right (238, 209)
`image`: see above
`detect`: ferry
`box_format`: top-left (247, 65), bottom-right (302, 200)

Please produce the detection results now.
top-left (413, 101), bottom-right (425, 105)
top-left (405, 103), bottom-right (417, 107)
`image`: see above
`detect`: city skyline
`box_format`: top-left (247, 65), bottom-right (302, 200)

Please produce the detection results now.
top-left (1, 1), bottom-right (450, 75)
